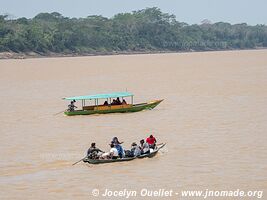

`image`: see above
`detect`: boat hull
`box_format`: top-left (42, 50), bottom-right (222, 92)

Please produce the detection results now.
top-left (83, 157), bottom-right (136, 164)
top-left (64, 99), bottom-right (163, 116)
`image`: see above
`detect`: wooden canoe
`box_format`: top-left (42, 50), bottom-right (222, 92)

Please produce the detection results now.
top-left (83, 143), bottom-right (166, 165)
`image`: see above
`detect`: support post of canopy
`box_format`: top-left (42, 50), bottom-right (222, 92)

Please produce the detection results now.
top-left (131, 95), bottom-right (134, 105)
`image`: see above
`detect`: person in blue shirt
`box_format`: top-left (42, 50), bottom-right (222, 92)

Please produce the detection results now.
top-left (111, 137), bottom-right (125, 158)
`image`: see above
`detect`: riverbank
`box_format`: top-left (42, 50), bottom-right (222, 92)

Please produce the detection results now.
top-left (1, 48), bottom-right (266, 59)
top-left (0, 51), bottom-right (171, 59)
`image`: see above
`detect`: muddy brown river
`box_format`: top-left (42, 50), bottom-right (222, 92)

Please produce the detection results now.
top-left (0, 50), bottom-right (266, 199)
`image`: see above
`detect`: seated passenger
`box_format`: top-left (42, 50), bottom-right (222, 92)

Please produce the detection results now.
top-left (131, 142), bottom-right (141, 157)
top-left (100, 143), bottom-right (119, 160)
top-left (87, 143), bottom-right (104, 159)
top-left (122, 99), bottom-right (127, 105)
top-left (103, 101), bottom-right (108, 106)
top-left (114, 142), bottom-right (125, 158)
top-left (146, 135), bottom-right (157, 149)
top-left (116, 97), bottom-right (122, 105)
top-left (110, 137), bottom-right (124, 158)
top-left (109, 143), bottom-right (119, 159)
top-left (111, 99), bottom-right (117, 105)
top-left (139, 139), bottom-right (150, 155)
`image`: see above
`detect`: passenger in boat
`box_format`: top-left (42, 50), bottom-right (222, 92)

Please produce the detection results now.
top-left (103, 101), bottom-right (108, 106)
top-left (110, 143), bottom-right (119, 159)
top-left (101, 143), bottom-right (119, 159)
top-left (111, 141), bottom-right (124, 158)
top-left (125, 142), bottom-right (136, 157)
top-left (116, 97), bottom-right (122, 105)
top-left (146, 135), bottom-right (157, 149)
top-left (87, 143), bottom-right (104, 159)
top-left (122, 99), bottom-right (127, 105)
top-left (111, 99), bottom-right (117, 105)
top-left (111, 137), bottom-right (125, 158)
top-left (110, 137), bottom-right (124, 158)
top-left (139, 139), bottom-right (150, 155)
top-left (131, 142), bottom-right (141, 156)
top-left (68, 100), bottom-right (77, 111)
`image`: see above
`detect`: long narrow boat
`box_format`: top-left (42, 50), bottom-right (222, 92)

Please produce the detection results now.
top-left (83, 143), bottom-right (166, 165)
top-left (63, 92), bottom-right (163, 116)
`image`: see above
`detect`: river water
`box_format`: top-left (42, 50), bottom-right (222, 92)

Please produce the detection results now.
top-left (0, 50), bottom-right (266, 199)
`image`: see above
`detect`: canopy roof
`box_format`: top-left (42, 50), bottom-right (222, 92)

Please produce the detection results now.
top-left (63, 92), bottom-right (133, 100)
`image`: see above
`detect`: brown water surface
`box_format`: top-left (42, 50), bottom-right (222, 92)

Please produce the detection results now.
top-left (0, 50), bottom-right (267, 199)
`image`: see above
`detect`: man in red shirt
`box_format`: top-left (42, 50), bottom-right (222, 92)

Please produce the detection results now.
top-left (146, 135), bottom-right (157, 149)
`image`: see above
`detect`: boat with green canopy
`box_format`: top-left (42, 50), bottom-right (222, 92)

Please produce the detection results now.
top-left (63, 92), bottom-right (163, 116)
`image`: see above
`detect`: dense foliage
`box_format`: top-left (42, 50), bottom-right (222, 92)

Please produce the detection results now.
top-left (1, 8), bottom-right (267, 54)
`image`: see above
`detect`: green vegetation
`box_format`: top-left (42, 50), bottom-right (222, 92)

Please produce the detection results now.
top-left (1, 8), bottom-right (267, 55)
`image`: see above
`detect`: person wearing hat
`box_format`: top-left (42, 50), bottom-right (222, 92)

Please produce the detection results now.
top-left (87, 143), bottom-right (104, 159)
top-left (146, 135), bottom-right (157, 149)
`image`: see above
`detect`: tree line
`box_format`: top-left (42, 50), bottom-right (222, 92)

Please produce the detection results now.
top-left (0, 7), bottom-right (267, 55)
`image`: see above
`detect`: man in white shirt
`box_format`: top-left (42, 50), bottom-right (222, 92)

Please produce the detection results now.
top-left (100, 143), bottom-right (119, 159)
top-left (140, 139), bottom-right (150, 154)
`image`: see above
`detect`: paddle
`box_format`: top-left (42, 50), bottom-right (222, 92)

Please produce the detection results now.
top-left (53, 110), bottom-right (65, 116)
top-left (72, 156), bottom-right (87, 166)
